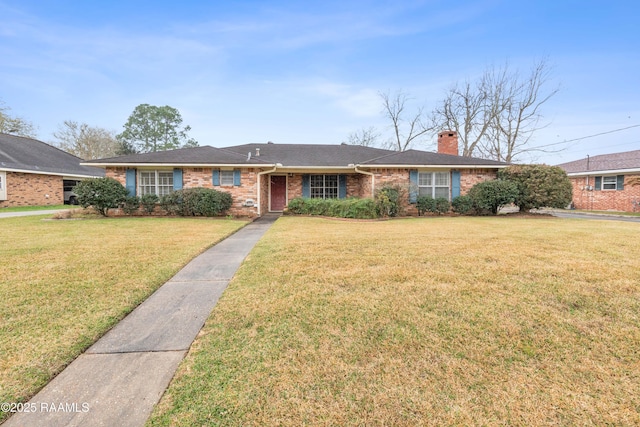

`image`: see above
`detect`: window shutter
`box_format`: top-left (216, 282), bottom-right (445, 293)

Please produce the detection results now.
top-left (409, 170), bottom-right (418, 203)
top-left (302, 175), bottom-right (310, 198)
top-left (233, 169), bottom-right (241, 186)
top-left (594, 176), bottom-right (601, 191)
top-left (338, 175), bottom-right (347, 199)
top-left (125, 168), bottom-right (136, 196)
top-left (451, 170), bottom-right (461, 199)
top-left (212, 169), bottom-right (220, 186)
top-left (173, 168), bottom-right (183, 190)
top-left (617, 175), bottom-right (625, 190)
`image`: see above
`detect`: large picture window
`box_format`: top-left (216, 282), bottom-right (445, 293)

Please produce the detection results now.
top-left (418, 171), bottom-right (450, 199)
top-left (139, 171), bottom-right (173, 196)
top-left (310, 174), bottom-right (338, 199)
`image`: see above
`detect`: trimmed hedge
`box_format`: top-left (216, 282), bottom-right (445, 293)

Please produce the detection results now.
top-left (160, 188), bottom-right (233, 216)
top-left (416, 196), bottom-right (450, 215)
top-left (286, 197), bottom-right (378, 219)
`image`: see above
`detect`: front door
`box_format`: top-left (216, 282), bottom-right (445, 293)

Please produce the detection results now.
top-left (270, 175), bottom-right (287, 211)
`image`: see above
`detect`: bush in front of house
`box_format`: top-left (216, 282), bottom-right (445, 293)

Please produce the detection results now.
top-left (121, 195), bottom-right (140, 214)
top-left (74, 177), bottom-right (129, 216)
top-left (286, 197), bottom-right (378, 219)
top-left (140, 193), bottom-right (159, 214)
top-left (375, 185), bottom-right (404, 217)
top-left (160, 188), bottom-right (232, 216)
top-left (416, 196), bottom-right (451, 215)
top-left (467, 179), bottom-right (520, 215)
top-left (498, 164), bottom-right (573, 212)
top-left (451, 195), bottom-right (475, 215)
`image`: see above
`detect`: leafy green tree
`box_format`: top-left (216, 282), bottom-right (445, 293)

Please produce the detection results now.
top-left (74, 177), bottom-right (129, 216)
top-left (116, 104), bottom-right (198, 153)
top-left (498, 164), bottom-right (572, 211)
top-left (0, 100), bottom-right (37, 137)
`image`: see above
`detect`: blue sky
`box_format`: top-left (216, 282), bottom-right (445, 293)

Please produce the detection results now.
top-left (1, 0), bottom-right (638, 164)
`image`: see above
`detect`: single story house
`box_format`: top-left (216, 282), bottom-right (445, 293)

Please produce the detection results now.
top-left (557, 149), bottom-right (640, 212)
top-left (83, 131), bottom-right (508, 217)
top-left (0, 133), bottom-right (105, 208)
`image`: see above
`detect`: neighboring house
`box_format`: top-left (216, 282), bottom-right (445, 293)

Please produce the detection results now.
top-left (557, 149), bottom-right (640, 212)
top-left (0, 133), bottom-right (105, 207)
top-left (83, 131), bottom-right (507, 217)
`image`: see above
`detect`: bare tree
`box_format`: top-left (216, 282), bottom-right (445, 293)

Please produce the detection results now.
top-left (433, 59), bottom-right (558, 162)
top-left (0, 101), bottom-right (37, 137)
top-left (381, 90), bottom-right (435, 151)
top-left (344, 126), bottom-right (381, 147)
top-left (53, 121), bottom-right (119, 160)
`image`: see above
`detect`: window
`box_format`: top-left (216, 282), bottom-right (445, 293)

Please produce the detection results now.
top-left (602, 176), bottom-right (617, 190)
top-left (220, 170), bottom-right (234, 186)
top-left (310, 174), bottom-right (338, 199)
top-left (0, 171), bottom-right (5, 201)
top-left (139, 171), bottom-right (173, 196)
top-left (418, 171), bottom-right (450, 199)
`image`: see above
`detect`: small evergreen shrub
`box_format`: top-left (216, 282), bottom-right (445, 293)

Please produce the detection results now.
top-left (121, 195), bottom-right (140, 214)
top-left (433, 197), bottom-right (451, 215)
top-left (140, 194), bottom-right (159, 214)
top-left (375, 185), bottom-right (403, 217)
top-left (451, 195), bottom-right (475, 215)
top-left (467, 179), bottom-right (519, 215)
top-left (160, 188), bottom-right (232, 216)
top-left (74, 177), bottom-right (129, 216)
top-left (416, 196), bottom-right (435, 216)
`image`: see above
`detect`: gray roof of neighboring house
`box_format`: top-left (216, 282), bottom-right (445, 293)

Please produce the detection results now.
top-left (361, 149), bottom-right (508, 166)
top-left (85, 145), bottom-right (271, 165)
top-left (0, 133), bottom-right (105, 177)
top-left (85, 142), bottom-right (507, 168)
top-left (556, 149), bottom-right (640, 174)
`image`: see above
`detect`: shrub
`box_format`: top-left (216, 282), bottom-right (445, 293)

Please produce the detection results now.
top-left (375, 185), bottom-right (404, 217)
top-left (285, 197), bottom-right (378, 219)
top-left (416, 196), bottom-right (435, 216)
top-left (160, 188), bottom-right (232, 216)
top-left (451, 195), bottom-right (475, 215)
top-left (121, 195), bottom-right (140, 215)
top-left (498, 164), bottom-right (573, 211)
top-left (74, 177), bottom-right (129, 216)
top-left (140, 193), bottom-right (159, 214)
top-left (467, 179), bottom-right (520, 215)
top-left (433, 197), bottom-right (451, 215)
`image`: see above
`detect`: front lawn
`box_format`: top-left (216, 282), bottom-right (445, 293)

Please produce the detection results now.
top-left (149, 216), bottom-right (640, 426)
top-left (0, 216), bottom-right (246, 419)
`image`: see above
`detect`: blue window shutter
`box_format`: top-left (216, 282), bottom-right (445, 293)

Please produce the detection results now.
top-left (233, 169), bottom-right (241, 186)
top-left (451, 170), bottom-right (461, 199)
top-left (212, 169), bottom-right (220, 186)
top-left (173, 168), bottom-right (183, 190)
top-left (594, 176), bottom-right (601, 191)
top-left (617, 175), bottom-right (624, 190)
top-left (338, 175), bottom-right (347, 199)
top-left (125, 168), bottom-right (136, 196)
top-left (302, 175), bottom-right (310, 198)
top-left (409, 170), bottom-right (418, 203)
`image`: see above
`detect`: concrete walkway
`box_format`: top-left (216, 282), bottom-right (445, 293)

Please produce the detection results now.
top-left (0, 209), bottom-right (72, 218)
top-left (4, 214), bottom-right (280, 427)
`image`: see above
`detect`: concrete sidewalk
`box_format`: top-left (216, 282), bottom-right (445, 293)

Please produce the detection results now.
top-left (4, 214), bottom-right (279, 427)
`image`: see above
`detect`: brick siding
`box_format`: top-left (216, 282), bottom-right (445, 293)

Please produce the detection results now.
top-left (569, 175), bottom-right (640, 212)
top-left (0, 172), bottom-right (63, 207)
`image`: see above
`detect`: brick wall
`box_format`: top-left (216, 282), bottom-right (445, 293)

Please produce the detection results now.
top-left (0, 172), bottom-right (63, 207)
top-left (569, 175), bottom-right (640, 212)
top-left (459, 169), bottom-right (499, 194)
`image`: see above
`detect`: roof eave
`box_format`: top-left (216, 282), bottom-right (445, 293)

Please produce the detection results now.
top-left (0, 166), bottom-right (102, 178)
top-left (357, 164), bottom-right (509, 169)
top-left (82, 162), bottom-right (275, 168)
top-left (566, 168), bottom-right (640, 176)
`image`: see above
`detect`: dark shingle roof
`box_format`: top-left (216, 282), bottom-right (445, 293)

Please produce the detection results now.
top-left (556, 149), bottom-right (640, 174)
top-left (224, 143), bottom-right (394, 167)
top-left (361, 149), bottom-right (508, 166)
top-left (0, 133), bottom-right (104, 177)
top-left (85, 145), bottom-right (270, 165)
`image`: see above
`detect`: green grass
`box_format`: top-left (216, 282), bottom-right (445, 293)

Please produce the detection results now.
top-left (148, 216), bottom-right (640, 426)
top-left (0, 204), bottom-right (79, 212)
top-left (0, 216), bottom-right (247, 421)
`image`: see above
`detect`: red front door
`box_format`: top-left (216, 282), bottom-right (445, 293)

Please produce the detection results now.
top-left (270, 176), bottom-right (287, 211)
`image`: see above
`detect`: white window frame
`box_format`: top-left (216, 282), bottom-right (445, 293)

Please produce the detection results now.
top-left (310, 174), bottom-right (338, 199)
top-left (418, 171), bottom-right (450, 200)
top-left (0, 171), bottom-right (6, 201)
top-left (220, 170), bottom-right (235, 186)
top-left (139, 170), bottom-right (173, 196)
top-left (602, 176), bottom-right (617, 190)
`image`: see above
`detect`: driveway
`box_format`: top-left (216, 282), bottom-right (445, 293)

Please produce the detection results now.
top-left (0, 209), bottom-right (72, 218)
top-left (546, 210), bottom-right (640, 223)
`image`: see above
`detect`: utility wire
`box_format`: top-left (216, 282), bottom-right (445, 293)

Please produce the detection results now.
top-left (531, 124), bottom-right (640, 150)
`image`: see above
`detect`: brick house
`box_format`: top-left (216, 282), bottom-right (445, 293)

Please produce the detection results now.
top-left (0, 133), bottom-right (104, 208)
top-left (84, 131), bottom-right (507, 217)
top-left (557, 149), bottom-right (640, 212)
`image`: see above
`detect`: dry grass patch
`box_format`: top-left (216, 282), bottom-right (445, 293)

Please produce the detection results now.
top-left (148, 216), bottom-right (640, 426)
top-left (0, 215), bottom-right (246, 419)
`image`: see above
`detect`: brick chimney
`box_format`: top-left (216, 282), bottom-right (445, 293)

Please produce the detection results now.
top-left (438, 131), bottom-right (458, 156)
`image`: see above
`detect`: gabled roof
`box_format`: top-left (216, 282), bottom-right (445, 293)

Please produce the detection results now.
top-left (556, 149), bottom-right (640, 175)
top-left (224, 143), bottom-right (394, 167)
top-left (0, 133), bottom-right (104, 177)
top-left (361, 149), bottom-right (508, 167)
top-left (85, 145), bottom-right (271, 166)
